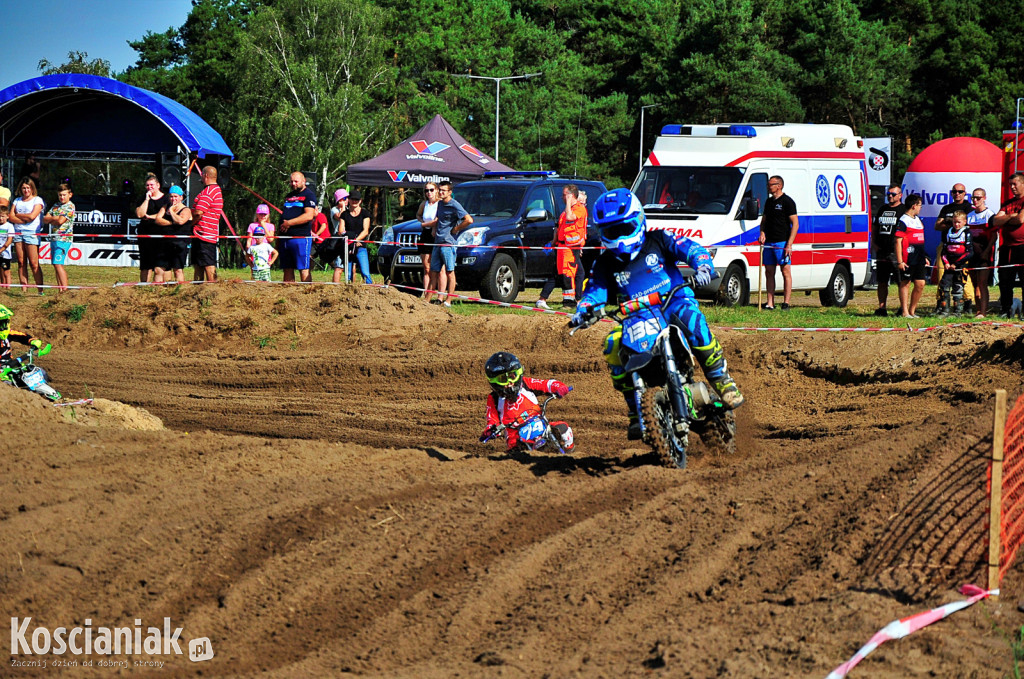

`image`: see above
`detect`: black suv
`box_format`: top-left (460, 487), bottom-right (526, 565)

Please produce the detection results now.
top-left (376, 172), bottom-right (608, 303)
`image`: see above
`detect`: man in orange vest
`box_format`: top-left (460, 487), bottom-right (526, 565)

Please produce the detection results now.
top-left (538, 184), bottom-right (588, 309)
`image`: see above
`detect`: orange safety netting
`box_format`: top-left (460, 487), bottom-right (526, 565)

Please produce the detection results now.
top-left (998, 394), bottom-right (1024, 582)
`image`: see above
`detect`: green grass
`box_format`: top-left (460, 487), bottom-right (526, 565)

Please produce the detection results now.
top-left (65, 304), bottom-right (88, 323)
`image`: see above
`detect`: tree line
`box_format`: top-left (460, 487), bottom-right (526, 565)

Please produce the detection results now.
top-left (43, 0), bottom-right (1024, 222)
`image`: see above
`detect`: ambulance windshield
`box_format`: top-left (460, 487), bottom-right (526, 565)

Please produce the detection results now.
top-left (632, 167), bottom-right (744, 215)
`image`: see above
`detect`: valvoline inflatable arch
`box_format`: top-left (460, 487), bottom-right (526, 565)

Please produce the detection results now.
top-left (902, 136), bottom-right (1002, 257)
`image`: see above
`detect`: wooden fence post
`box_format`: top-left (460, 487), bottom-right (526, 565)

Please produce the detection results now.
top-left (989, 389), bottom-right (1007, 592)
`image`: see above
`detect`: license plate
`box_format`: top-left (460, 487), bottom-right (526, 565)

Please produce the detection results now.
top-left (399, 255), bottom-right (422, 264)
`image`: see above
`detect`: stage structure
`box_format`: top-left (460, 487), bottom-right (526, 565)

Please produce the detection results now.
top-left (0, 74), bottom-right (233, 266)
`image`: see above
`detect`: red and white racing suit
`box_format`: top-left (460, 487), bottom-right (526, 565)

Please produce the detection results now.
top-left (484, 376), bottom-right (573, 451)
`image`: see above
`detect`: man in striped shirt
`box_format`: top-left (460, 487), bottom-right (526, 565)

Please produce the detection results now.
top-left (192, 166), bottom-right (223, 281)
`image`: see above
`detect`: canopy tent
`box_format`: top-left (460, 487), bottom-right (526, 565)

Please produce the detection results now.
top-left (347, 114), bottom-right (512, 187)
top-left (0, 74), bottom-right (232, 161)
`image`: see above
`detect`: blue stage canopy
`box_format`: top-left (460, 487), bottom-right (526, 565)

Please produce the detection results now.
top-left (0, 74), bottom-right (232, 159)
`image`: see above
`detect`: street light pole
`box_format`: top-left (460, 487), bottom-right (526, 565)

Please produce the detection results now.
top-left (639, 103), bottom-right (663, 174)
top-left (452, 72), bottom-right (542, 162)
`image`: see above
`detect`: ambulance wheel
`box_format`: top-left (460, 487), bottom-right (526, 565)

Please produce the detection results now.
top-left (819, 264), bottom-right (853, 307)
top-left (717, 263), bottom-right (749, 307)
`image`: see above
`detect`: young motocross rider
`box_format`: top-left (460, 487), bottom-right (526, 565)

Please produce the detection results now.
top-left (568, 188), bottom-right (744, 440)
top-left (0, 304), bottom-right (50, 362)
top-left (480, 351), bottom-right (574, 453)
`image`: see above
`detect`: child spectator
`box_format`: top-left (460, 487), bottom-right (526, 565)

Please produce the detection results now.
top-left (246, 204), bottom-right (276, 250)
top-left (247, 226), bottom-right (278, 281)
top-left (42, 183), bottom-right (75, 291)
top-left (0, 207), bottom-right (13, 287)
top-left (938, 210), bottom-right (972, 316)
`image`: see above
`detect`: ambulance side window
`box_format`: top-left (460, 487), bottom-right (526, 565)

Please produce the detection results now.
top-left (744, 173), bottom-right (769, 216)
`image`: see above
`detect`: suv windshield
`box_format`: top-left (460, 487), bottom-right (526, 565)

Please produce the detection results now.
top-left (632, 167), bottom-right (744, 215)
top-left (453, 184), bottom-right (527, 217)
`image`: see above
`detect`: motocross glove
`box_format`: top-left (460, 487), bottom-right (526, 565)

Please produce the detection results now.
top-left (552, 384), bottom-right (570, 398)
top-left (480, 424), bottom-right (499, 442)
top-left (695, 264), bottom-right (713, 288)
top-left (29, 339), bottom-right (42, 350)
top-left (543, 242), bottom-right (554, 253)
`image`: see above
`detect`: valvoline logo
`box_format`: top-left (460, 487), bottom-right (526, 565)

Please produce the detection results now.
top-left (387, 171), bottom-right (408, 182)
top-left (409, 140), bottom-right (450, 155)
top-left (460, 143), bottom-right (490, 164)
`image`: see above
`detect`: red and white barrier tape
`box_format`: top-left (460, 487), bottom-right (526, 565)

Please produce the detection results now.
top-left (826, 584), bottom-right (996, 678)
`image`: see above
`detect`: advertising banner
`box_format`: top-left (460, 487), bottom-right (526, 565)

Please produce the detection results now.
top-left (864, 137), bottom-right (892, 187)
top-left (38, 241), bottom-right (140, 267)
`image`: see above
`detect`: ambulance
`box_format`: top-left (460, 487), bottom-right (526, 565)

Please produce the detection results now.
top-left (632, 122), bottom-right (870, 306)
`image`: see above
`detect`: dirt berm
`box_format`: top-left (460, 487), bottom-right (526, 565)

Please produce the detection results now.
top-left (2, 283), bottom-right (1024, 677)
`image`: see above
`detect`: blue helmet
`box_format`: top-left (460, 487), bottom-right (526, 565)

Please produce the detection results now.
top-left (593, 189), bottom-right (646, 258)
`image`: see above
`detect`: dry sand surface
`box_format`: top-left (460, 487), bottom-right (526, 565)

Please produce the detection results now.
top-left (2, 283), bottom-right (1024, 677)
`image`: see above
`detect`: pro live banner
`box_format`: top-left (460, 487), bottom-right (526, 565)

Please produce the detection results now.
top-left (38, 242), bottom-right (139, 267)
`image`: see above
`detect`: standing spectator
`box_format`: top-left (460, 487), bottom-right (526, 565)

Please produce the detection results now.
top-left (191, 166), bottom-right (222, 282)
top-left (19, 154), bottom-right (41, 190)
top-left (757, 175), bottom-right (799, 310)
top-left (432, 181), bottom-right (473, 307)
top-left (968, 187), bottom-right (997, 317)
top-left (246, 226), bottom-right (278, 281)
top-left (42, 183), bottom-right (75, 291)
top-left (937, 211), bottom-right (972, 315)
top-left (329, 188), bottom-right (348, 235)
top-left (279, 171), bottom-right (316, 282)
top-left (8, 178), bottom-right (45, 293)
top-left (0, 206), bottom-right (14, 287)
top-left (329, 189), bottom-right (349, 284)
top-left (992, 172), bottom-right (1024, 317)
top-left (895, 194), bottom-right (927, 318)
top-left (538, 184), bottom-right (588, 309)
top-left (154, 185), bottom-right (191, 284)
top-left (872, 185), bottom-right (905, 316)
top-left (933, 183), bottom-right (975, 312)
top-left (246, 204), bottom-right (276, 250)
top-left (417, 183), bottom-right (441, 300)
top-left (0, 168), bottom-right (10, 208)
top-left (341, 190), bottom-right (372, 284)
top-left (135, 173), bottom-right (169, 283)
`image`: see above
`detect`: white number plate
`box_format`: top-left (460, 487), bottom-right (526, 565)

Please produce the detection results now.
top-left (399, 255), bottom-right (422, 264)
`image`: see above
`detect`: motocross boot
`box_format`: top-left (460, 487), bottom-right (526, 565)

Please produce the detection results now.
top-left (953, 295), bottom-right (964, 316)
top-left (936, 291), bottom-right (949, 317)
top-left (692, 337), bottom-right (745, 410)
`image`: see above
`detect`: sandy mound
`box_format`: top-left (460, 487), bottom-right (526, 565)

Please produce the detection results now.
top-left (2, 286), bottom-right (1024, 677)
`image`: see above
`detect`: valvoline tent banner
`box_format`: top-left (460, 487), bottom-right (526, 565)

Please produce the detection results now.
top-left (347, 114), bottom-right (514, 188)
top-left (902, 136), bottom-right (1002, 257)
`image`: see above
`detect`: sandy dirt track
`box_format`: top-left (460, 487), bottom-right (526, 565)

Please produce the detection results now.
top-left (2, 283), bottom-right (1024, 677)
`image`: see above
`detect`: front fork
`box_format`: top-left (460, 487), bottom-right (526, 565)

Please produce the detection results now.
top-left (631, 344), bottom-right (692, 438)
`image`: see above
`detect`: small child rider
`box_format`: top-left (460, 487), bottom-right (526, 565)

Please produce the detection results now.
top-left (480, 351), bottom-right (574, 453)
top-left (938, 210), bottom-right (972, 316)
top-left (0, 304), bottom-right (50, 363)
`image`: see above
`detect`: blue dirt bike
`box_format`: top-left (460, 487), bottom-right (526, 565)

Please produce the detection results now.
top-left (480, 389), bottom-right (574, 454)
top-left (1, 346), bottom-right (62, 402)
top-left (570, 283), bottom-right (735, 469)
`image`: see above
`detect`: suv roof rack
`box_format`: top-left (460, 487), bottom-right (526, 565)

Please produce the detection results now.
top-left (481, 171), bottom-right (556, 179)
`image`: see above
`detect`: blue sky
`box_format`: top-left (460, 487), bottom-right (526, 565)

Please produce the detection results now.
top-left (1, 0), bottom-right (194, 89)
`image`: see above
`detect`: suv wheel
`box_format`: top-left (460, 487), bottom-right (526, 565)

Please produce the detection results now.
top-left (481, 253), bottom-right (520, 303)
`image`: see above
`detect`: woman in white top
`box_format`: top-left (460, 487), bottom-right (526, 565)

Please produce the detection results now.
top-left (7, 178), bottom-right (45, 292)
top-left (967, 187), bottom-right (997, 317)
top-left (417, 183), bottom-right (442, 301)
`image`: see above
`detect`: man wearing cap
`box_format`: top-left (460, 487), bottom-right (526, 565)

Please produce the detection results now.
top-left (192, 165), bottom-right (223, 282)
top-left (279, 171), bottom-right (317, 282)
top-left (329, 188), bottom-right (349, 283)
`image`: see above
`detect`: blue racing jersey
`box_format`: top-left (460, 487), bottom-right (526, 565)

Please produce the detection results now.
top-left (580, 230), bottom-right (712, 316)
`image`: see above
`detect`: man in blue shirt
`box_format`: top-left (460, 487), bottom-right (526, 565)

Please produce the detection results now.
top-left (431, 181), bottom-right (473, 307)
top-left (279, 172), bottom-right (317, 282)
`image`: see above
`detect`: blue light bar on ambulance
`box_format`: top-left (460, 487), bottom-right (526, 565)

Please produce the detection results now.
top-left (482, 171), bottom-right (555, 177)
top-left (660, 124), bottom-right (757, 138)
